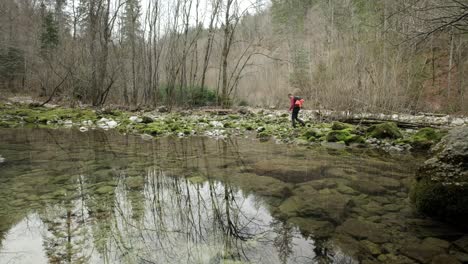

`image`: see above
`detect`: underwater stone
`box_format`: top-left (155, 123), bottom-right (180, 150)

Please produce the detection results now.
top-left (0, 155), bottom-right (4, 163)
top-left (431, 254), bottom-right (462, 264)
top-left (400, 242), bottom-right (445, 263)
top-left (188, 176), bottom-right (207, 184)
top-left (288, 217), bottom-right (334, 238)
top-left (95, 185), bottom-right (115, 195)
top-left (360, 240), bottom-right (382, 256)
top-left (336, 219), bottom-right (390, 244)
top-left (454, 236), bottom-right (468, 253)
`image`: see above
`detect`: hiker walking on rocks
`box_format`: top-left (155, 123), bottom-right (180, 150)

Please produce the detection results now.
top-left (288, 93), bottom-right (305, 128)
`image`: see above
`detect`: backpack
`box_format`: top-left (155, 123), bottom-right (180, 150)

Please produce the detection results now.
top-left (294, 97), bottom-right (305, 108)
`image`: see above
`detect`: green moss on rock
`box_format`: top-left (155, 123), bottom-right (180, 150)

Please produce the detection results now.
top-left (367, 122), bottom-right (402, 139)
top-left (411, 177), bottom-right (468, 225)
top-left (409, 127), bottom-right (444, 150)
top-left (331, 122), bottom-right (351, 131)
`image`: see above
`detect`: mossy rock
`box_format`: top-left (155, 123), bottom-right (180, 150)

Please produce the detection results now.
top-left (327, 129), bottom-right (361, 145)
top-left (409, 127), bottom-right (444, 150)
top-left (367, 122), bottom-right (402, 139)
top-left (223, 122), bottom-right (235, 128)
top-left (141, 116), bottom-right (154, 124)
top-left (327, 130), bottom-right (351, 142)
top-left (331, 122), bottom-right (351, 131)
top-left (411, 177), bottom-right (468, 227)
top-left (143, 123), bottom-right (167, 136)
top-left (302, 128), bottom-right (322, 139)
top-left (256, 130), bottom-right (272, 141)
top-left (346, 135), bottom-right (365, 144)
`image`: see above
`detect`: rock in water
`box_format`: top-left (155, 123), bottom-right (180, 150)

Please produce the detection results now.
top-left (0, 155), bottom-right (4, 163)
top-left (411, 126), bottom-right (468, 228)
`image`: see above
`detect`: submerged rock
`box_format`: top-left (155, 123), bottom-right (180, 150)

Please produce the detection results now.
top-left (336, 219), bottom-right (390, 244)
top-left (251, 159), bottom-right (325, 183)
top-left (431, 254), bottom-right (462, 264)
top-left (411, 127), bottom-right (468, 227)
top-left (288, 217), bottom-right (335, 238)
top-left (0, 155), bottom-right (4, 163)
top-left (400, 241), bottom-right (445, 263)
top-left (279, 188), bottom-right (353, 224)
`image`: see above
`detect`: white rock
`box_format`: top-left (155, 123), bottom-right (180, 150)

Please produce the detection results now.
top-left (107, 120), bottom-right (118, 129)
top-left (79, 127), bottom-right (88, 132)
top-left (141, 134), bottom-right (153, 140)
top-left (0, 155), bottom-right (5, 163)
top-left (451, 118), bottom-right (465, 126)
top-left (209, 121), bottom-right (224, 128)
top-left (129, 116), bottom-right (142, 123)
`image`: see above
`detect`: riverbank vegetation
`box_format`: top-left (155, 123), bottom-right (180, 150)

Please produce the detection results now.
top-left (1, 0), bottom-right (467, 113)
top-left (0, 102), bottom-right (451, 154)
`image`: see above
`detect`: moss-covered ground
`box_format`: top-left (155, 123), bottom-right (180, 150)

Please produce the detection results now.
top-left (0, 103), bottom-right (446, 153)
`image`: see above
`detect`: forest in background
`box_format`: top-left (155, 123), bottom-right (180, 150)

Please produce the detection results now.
top-left (0, 0), bottom-right (467, 113)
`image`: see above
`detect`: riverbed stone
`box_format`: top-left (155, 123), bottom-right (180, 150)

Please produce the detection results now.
top-left (360, 240), bottom-right (382, 256)
top-left (251, 159), bottom-right (324, 183)
top-left (279, 191), bottom-right (353, 224)
top-left (411, 127), bottom-right (468, 227)
top-left (288, 217), bottom-right (334, 238)
top-left (350, 180), bottom-right (386, 195)
top-left (423, 237), bottom-right (451, 250)
top-left (400, 242), bottom-right (445, 263)
top-left (454, 236), bottom-right (468, 253)
top-left (336, 219), bottom-right (390, 244)
top-left (431, 254), bottom-right (461, 264)
top-left (453, 251), bottom-right (468, 262)
top-left (95, 185), bottom-right (115, 195)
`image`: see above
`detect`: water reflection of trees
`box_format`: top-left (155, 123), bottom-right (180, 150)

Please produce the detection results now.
top-left (106, 168), bottom-right (267, 263)
top-left (0, 129), bottom-right (322, 263)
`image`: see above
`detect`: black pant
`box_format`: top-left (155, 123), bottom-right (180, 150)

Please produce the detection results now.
top-left (292, 107), bottom-right (305, 127)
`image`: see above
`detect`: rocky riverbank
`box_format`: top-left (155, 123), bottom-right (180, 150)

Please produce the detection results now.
top-left (1, 102), bottom-right (464, 154)
top-left (412, 126), bottom-right (468, 228)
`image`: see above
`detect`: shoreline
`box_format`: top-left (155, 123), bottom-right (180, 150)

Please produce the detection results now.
top-left (1, 101), bottom-right (466, 154)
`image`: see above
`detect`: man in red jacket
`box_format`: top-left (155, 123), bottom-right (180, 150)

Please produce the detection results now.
top-left (288, 93), bottom-right (305, 128)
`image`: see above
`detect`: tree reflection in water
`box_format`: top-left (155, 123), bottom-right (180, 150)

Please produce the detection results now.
top-left (0, 128), bottom-right (353, 264)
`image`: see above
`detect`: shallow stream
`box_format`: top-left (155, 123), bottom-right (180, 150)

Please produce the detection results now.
top-left (0, 128), bottom-right (467, 264)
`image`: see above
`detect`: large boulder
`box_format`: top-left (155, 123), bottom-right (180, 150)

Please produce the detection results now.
top-left (411, 127), bottom-right (468, 227)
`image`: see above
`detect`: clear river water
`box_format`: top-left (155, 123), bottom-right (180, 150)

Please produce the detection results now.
top-left (0, 128), bottom-right (467, 264)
